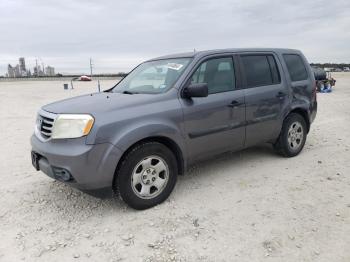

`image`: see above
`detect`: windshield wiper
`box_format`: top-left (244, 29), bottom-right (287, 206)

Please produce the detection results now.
top-left (122, 90), bottom-right (138, 95)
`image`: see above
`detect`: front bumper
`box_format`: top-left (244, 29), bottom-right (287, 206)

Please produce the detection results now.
top-left (30, 134), bottom-right (123, 196)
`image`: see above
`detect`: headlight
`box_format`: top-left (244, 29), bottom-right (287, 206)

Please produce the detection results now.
top-left (51, 114), bottom-right (94, 139)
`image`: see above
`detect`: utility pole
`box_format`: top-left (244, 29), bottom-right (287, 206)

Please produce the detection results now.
top-left (89, 58), bottom-right (93, 79)
top-left (90, 58), bottom-right (100, 92)
top-left (35, 59), bottom-right (38, 77)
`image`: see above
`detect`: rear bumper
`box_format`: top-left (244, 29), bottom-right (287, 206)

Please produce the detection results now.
top-left (30, 134), bottom-right (123, 195)
top-left (310, 100), bottom-right (317, 123)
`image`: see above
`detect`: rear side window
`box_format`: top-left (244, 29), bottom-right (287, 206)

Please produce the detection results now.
top-left (283, 54), bottom-right (308, 81)
top-left (241, 55), bottom-right (281, 88)
top-left (267, 56), bottom-right (281, 84)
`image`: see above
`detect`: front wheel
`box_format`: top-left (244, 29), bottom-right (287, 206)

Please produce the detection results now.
top-left (115, 142), bottom-right (178, 210)
top-left (274, 113), bottom-right (307, 157)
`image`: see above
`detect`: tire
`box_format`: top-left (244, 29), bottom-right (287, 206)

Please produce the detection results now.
top-left (274, 113), bottom-right (307, 157)
top-left (115, 142), bottom-right (178, 210)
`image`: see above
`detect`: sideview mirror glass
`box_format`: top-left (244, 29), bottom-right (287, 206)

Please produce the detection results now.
top-left (183, 83), bottom-right (208, 98)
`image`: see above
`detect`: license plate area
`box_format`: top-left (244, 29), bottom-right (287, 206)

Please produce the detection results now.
top-left (31, 151), bottom-right (41, 171)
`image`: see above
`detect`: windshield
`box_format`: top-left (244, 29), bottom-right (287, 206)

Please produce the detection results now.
top-left (112, 58), bottom-right (191, 94)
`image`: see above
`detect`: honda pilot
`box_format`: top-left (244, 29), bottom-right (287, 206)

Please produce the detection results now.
top-left (31, 48), bottom-right (317, 209)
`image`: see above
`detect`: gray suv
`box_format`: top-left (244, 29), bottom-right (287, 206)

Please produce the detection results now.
top-left (31, 48), bottom-right (317, 209)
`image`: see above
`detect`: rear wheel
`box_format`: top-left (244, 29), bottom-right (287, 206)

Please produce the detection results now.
top-left (115, 142), bottom-right (178, 210)
top-left (274, 113), bottom-right (307, 157)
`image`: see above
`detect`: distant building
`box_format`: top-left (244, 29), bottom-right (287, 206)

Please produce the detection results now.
top-left (19, 57), bottom-right (26, 72)
top-left (45, 66), bottom-right (55, 76)
top-left (5, 57), bottom-right (56, 77)
top-left (14, 65), bottom-right (21, 77)
top-left (34, 65), bottom-right (44, 76)
top-left (7, 64), bottom-right (21, 77)
top-left (33, 66), bottom-right (38, 76)
top-left (15, 65), bottom-right (22, 77)
top-left (7, 57), bottom-right (30, 77)
top-left (7, 64), bottom-right (15, 77)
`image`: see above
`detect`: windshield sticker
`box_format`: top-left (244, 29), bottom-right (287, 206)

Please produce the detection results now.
top-left (159, 84), bottom-right (167, 89)
top-left (166, 63), bottom-right (184, 71)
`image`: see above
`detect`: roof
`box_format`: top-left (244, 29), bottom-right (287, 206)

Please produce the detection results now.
top-left (148, 48), bottom-right (301, 61)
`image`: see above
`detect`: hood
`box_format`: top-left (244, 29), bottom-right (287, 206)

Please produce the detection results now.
top-left (42, 92), bottom-right (156, 115)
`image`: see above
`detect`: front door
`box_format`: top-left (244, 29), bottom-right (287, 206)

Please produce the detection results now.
top-left (180, 56), bottom-right (246, 163)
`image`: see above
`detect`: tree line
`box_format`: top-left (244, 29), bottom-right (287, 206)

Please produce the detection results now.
top-left (310, 63), bottom-right (350, 69)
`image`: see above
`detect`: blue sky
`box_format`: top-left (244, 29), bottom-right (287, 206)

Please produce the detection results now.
top-left (0, 0), bottom-right (349, 75)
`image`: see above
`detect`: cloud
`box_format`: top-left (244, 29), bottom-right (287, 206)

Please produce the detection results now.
top-left (0, 0), bottom-right (349, 74)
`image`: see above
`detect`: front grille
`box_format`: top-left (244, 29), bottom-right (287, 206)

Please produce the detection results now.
top-left (39, 115), bottom-right (54, 139)
top-left (36, 110), bottom-right (56, 141)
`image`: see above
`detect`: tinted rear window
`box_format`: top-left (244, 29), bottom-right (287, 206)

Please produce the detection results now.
top-left (283, 54), bottom-right (308, 81)
top-left (241, 55), bottom-right (281, 88)
top-left (267, 55), bottom-right (281, 84)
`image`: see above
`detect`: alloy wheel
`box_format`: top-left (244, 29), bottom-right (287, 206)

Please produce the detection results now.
top-left (131, 156), bottom-right (169, 199)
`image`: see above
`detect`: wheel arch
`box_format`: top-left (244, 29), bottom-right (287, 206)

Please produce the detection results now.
top-left (113, 136), bottom-right (185, 192)
top-left (288, 107), bottom-right (310, 133)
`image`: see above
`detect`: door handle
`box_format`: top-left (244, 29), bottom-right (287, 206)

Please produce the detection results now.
top-left (228, 100), bottom-right (243, 108)
top-left (276, 92), bottom-right (286, 99)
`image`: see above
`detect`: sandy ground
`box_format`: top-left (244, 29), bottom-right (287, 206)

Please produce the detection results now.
top-left (0, 74), bottom-right (349, 262)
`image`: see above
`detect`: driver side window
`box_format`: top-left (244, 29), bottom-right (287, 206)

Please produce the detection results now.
top-left (191, 57), bottom-right (235, 94)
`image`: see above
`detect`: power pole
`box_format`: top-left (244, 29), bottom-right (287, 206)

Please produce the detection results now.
top-left (35, 59), bottom-right (38, 77)
top-left (89, 58), bottom-right (93, 79)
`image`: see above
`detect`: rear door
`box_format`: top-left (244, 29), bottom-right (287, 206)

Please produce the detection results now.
top-left (180, 55), bottom-right (245, 162)
top-left (239, 53), bottom-right (288, 147)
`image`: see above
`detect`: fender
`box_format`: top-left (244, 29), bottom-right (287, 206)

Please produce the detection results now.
top-left (109, 121), bottom-right (186, 153)
top-left (116, 121), bottom-right (188, 173)
top-left (284, 102), bottom-right (311, 132)
top-left (89, 116), bottom-right (187, 165)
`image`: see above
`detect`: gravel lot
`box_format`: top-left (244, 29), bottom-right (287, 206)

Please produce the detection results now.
top-left (0, 74), bottom-right (349, 262)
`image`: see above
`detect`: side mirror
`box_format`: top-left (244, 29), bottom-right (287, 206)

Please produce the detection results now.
top-left (183, 83), bottom-right (208, 98)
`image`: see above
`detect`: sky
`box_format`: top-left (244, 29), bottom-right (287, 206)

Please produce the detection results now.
top-left (0, 0), bottom-right (349, 75)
